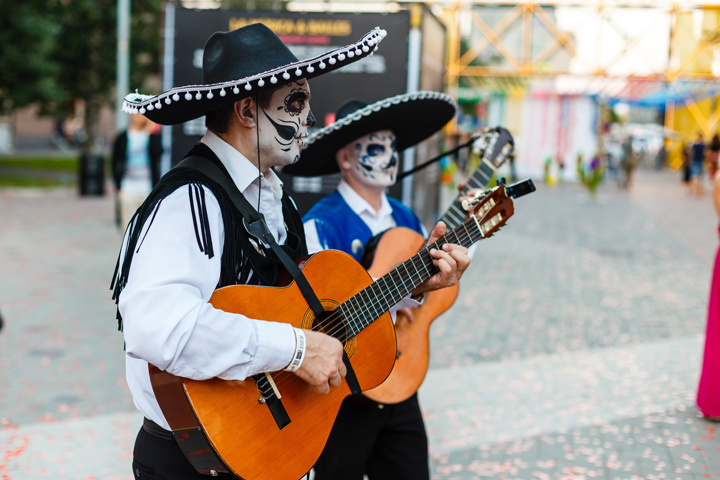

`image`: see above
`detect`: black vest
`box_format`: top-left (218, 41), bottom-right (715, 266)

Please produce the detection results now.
top-left (111, 143), bottom-right (308, 330)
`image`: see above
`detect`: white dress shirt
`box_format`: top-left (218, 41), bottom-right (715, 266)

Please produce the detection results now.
top-left (120, 131), bottom-right (296, 430)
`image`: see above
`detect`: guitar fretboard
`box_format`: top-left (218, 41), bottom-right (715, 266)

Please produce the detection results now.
top-left (440, 131), bottom-right (511, 230)
top-left (337, 212), bottom-right (487, 337)
top-left (441, 161), bottom-right (495, 230)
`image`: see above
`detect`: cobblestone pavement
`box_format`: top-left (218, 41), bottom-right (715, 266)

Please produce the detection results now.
top-left (0, 168), bottom-right (718, 479)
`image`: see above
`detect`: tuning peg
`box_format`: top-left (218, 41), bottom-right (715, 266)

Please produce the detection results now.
top-left (462, 188), bottom-right (491, 210)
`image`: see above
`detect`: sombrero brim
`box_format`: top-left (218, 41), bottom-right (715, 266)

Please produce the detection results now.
top-left (282, 91), bottom-right (457, 177)
top-left (122, 27), bottom-right (387, 126)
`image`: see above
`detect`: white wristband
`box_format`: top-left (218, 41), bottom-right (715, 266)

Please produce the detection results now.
top-left (284, 328), bottom-right (306, 372)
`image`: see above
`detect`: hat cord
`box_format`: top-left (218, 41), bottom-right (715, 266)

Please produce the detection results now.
top-left (255, 95), bottom-right (262, 212)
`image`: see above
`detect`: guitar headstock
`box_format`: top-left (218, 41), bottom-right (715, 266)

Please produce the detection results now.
top-left (472, 127), bottom-right (515, 170)
top-left (463, 183), bottom-right (515, 239)
top-left (456, 127), bottom-right (515, 198)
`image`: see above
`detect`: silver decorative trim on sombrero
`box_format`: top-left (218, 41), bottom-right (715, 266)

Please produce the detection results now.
top-left (302, 91), bottom-right (458, 148)
top-left (122, 27), bottom-right (388, 115)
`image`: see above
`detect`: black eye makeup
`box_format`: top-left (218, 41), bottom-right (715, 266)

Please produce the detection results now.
top-left (284, 89), bottom-right (308, 116)
top-left (367, 144), bottom-right (386, 156)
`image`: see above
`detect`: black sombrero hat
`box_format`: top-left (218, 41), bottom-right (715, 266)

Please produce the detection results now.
top-left (122, 23), bottom-right (387, 126)
top-left (282, 91), bottom-right (457, 177)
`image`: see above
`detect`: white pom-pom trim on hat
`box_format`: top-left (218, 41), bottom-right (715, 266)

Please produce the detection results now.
top-left (121, 27), bottom-right (388, 117)
top-left (301, 91), bottom-right (458, 149)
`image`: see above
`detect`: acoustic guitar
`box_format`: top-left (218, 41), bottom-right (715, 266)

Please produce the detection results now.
top-left (148, 183), bottom-right (517, 480)
top-left (361, 127), bottom-right (515, 404)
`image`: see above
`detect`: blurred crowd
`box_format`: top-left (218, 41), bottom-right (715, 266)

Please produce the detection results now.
top-left (591, 128), bottom-right (720, 195)
top-left (679, 132), bottom-right (720, 196)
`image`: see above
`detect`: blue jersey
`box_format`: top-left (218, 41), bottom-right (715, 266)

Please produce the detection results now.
top-left (303, 190), bottom-right (424, 262)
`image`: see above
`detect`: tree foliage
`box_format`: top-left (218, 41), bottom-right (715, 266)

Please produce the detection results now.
top-left (0, 1), bottom-right (64, 114)
top-left (49, 0), bottom-right (163, 153)
top-left (0, 0), bottom-right (163, 153)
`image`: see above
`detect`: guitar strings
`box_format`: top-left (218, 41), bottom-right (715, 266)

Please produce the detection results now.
top-left (312, 226), bottom-right (470, 339)
top-left (318, 223), bottom-right (479, 341)
top-left (265, 227), bottom-right (482, 394)
top-left (265, 219), bottom-right (486, 393)
top-left (306, 216), bottom-right (482, 342)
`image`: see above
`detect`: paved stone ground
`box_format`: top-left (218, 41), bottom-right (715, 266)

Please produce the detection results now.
top-left (422, 170), bottom-right (720, 479)
top-left (0, 168), bottom-right (718, 479)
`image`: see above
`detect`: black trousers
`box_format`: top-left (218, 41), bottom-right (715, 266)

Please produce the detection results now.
top-left (312, 393), bottom-right (429, 480)
top-left (132, 423), bottom-right (239, 480)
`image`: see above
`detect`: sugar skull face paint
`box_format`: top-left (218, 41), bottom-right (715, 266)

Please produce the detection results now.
top-left (258, 80), bottom-right (315, 169)
top-left (349, 130), bottom-right (399, 188)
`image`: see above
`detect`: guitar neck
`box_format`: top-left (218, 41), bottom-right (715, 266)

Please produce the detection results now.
top-left (440, 162), bottom-right (496, 230)
top-left (338, 214), bottom-right (485, 336)
top-left (440, 132), bottom-right (505, 230)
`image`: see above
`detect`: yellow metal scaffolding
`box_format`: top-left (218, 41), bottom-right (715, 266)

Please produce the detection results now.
top-left (414, 1), bottom-right (720, 143)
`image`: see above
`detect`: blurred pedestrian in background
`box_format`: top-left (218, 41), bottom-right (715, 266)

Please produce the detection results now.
top-left (707, 133), bottom-right (720, 180)
top-left (690, 132), bottom-right (706, 196)
top-left (619, 135), bottom-right (635, 189)
top-left (654, 141), bottom-right (667, 170)
top-left (681, 141), bottom-right (692, 187)
top-left (604, 134), bottom-right (621, 181)
top-left (111, 114), bottom-right (162, 229)
top-left (697, 173), bottom-right (720, 421)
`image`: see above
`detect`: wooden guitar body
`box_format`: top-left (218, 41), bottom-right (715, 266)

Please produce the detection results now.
top-left (150, 249), bottom-right (397, 480)
top-left (363, 227), bottom-right (459, 404)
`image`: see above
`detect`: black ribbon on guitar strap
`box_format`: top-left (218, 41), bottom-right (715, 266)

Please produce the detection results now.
top-left (178, 156), bottom-right (325, 318)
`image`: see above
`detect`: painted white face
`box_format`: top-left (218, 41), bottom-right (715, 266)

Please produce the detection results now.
top-left (258, 80), bottom-right (315, 169)
top-left (348, 130), bottom-right (399, 188)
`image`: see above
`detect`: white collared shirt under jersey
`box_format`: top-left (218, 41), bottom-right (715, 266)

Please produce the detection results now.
top-left (120, 130), bottom-right (296, 430)
top-left (305, 179), bottom-right (428, 254)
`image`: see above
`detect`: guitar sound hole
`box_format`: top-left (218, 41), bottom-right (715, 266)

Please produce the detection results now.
top-left (312, 310), bottom-right (348, 345)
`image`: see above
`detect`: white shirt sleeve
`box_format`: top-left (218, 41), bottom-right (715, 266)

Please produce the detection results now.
top-left (303, 218), bottom-right (326, 255)
top-left (119, 186), bottom-right (296, 381)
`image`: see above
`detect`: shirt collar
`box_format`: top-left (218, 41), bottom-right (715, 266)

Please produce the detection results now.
top-left (337, 179), bottom-right (392, 219)
top-left (200, 130), bottom-right (284, 199)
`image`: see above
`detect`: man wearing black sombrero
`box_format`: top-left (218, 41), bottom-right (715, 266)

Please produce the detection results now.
top-left (284, 92), bottom-right (461, 480)
top-left (111, 23), bottom-right (469, 480)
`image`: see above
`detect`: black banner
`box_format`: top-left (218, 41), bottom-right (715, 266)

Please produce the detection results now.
top-left (170, 8), bottom-right (411, 214)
